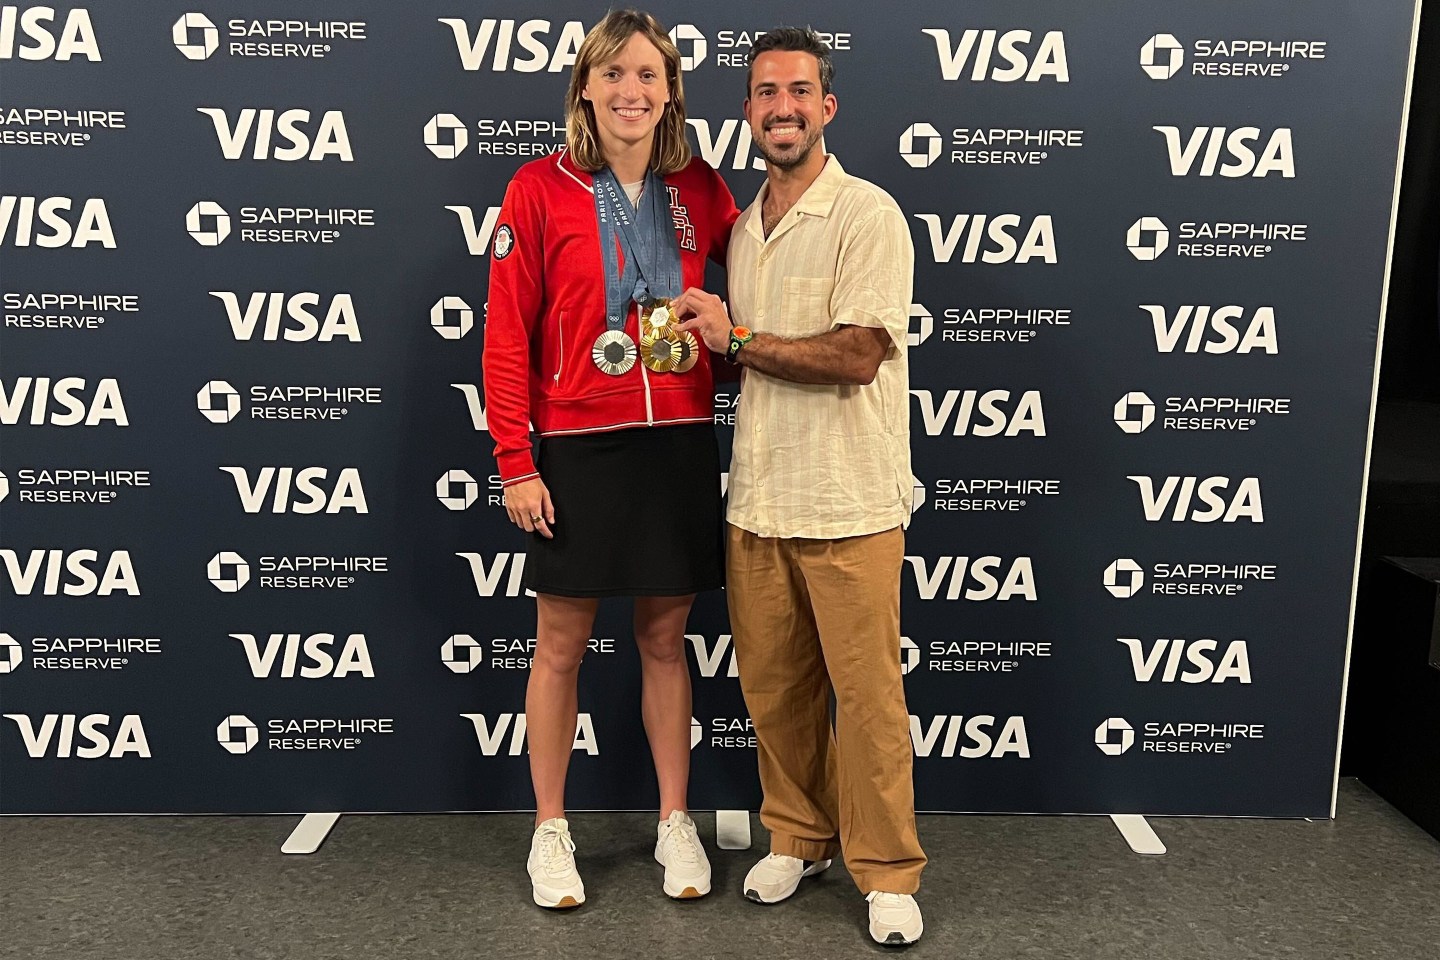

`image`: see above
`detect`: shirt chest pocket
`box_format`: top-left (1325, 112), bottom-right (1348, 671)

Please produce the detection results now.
top-left (779, 276), bottom-right (835, 336)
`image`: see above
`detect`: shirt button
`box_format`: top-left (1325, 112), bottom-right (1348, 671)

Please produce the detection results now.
top-left (754, 423), bottom-right (763, 433)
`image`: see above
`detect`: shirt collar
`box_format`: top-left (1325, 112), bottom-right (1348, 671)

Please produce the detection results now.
top-left (555, 148), bottom-right (595, 193)
top-left (746, 154), bottom-right (845, 242)
top-left (754, 154), bottom-right (845, 214)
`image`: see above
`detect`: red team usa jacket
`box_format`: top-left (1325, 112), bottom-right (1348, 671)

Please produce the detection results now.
top-left (483, 149), bottom-right (739, 487)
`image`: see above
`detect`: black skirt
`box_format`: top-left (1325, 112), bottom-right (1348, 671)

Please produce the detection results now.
top-left (523, 423), bottom-right (725, 598)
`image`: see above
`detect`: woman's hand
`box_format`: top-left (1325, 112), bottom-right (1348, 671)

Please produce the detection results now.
top-left (504, 477), bottom-right (555, 539)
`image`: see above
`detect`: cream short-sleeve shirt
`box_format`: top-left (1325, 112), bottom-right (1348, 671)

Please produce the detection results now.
top-left (726, 155), bottom-right (915, 540)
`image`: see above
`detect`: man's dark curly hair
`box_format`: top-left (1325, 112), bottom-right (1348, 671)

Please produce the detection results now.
top-left (747, 26), bottom-right (834, 96)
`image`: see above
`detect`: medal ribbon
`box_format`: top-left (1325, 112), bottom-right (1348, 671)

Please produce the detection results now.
top-left (593, 168), bottom-right (682, 333)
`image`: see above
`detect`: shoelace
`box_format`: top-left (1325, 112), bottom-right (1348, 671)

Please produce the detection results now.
top-left (660, 814), bottom-right (701, 865)
top-left (867, 891), bottom-right (912, 908)
top-left (537, 826), bottom-right (577, 873)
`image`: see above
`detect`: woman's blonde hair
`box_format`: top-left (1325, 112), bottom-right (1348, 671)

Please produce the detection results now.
top-left (565, 9), bottom-right (691, 175)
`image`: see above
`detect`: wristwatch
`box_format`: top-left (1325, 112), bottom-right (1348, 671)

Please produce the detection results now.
top-left (725, 325), bottom-right (754, 364)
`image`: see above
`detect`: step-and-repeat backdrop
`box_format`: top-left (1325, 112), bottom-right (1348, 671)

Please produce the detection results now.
top-left (0, 1), bottom-right (1423, 817)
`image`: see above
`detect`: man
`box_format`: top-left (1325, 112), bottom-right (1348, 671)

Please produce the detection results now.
top-left (673, 26), bottom-right (925, 947)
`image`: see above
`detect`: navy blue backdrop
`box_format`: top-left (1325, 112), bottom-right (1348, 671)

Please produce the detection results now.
top-left (0, 0), bottom-right (1424, 817)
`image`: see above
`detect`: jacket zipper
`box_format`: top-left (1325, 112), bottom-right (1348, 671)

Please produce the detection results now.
top-left (639, 360), bottom-right (655, 425)
top-left (554, 311), bottom-right (564, 384)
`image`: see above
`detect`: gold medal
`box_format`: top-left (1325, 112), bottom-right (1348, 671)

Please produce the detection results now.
top-left (640, 327), bottom-right (682, 373)
top-left (640, 298), bottom-right (674, 338)
top-left (592, 330), bottom-right (637, 376)
top-left (672, 330), bottom-right (700, 373)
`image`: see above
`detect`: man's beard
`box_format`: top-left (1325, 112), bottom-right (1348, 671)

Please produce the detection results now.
top-left (755, 120), bottom-right (823, 171)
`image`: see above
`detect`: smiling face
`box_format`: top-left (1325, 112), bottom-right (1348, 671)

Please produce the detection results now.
top-left (582, 31), bottom-right (671, 161)
top-left (744, 49), bottom-right (837, 171)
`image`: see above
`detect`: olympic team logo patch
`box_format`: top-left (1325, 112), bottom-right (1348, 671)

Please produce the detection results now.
top-left (493, 224), bottom-right (515, 260)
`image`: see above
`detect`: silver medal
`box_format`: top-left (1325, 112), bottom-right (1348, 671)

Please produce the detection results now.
top-left (592, 330), bottom-right (637, 376)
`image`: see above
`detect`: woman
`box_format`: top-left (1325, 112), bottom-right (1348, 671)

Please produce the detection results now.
top-left (482, 9), bottom-right (739, 909)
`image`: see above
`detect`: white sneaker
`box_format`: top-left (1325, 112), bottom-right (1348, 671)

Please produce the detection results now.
top-left (654, 810), bottom-right (711, 899)
top-left (742, 852), bottom-right (832, 904)
top-left (527, 817), bottom-right (585, 909)
top-left (867, 891), bottom-right (923, 946)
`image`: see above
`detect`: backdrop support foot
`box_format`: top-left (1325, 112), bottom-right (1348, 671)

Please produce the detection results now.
top-left (716, 809), bottom-right (752, 850)
top-left (282, 812), bottom-right (341, 854)
top-left (1110, 814), bottom-right (1166, 855)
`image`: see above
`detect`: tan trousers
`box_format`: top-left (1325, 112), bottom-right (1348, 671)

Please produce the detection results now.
top-left (726, 523), bottom-right (926, 894)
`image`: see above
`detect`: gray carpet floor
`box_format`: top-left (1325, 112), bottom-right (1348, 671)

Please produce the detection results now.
top-left (4, 779), bottom-right (1438, 960)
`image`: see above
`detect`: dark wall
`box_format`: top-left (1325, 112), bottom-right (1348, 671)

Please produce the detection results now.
top-left (1380, 7), bottom-right (1440, 401)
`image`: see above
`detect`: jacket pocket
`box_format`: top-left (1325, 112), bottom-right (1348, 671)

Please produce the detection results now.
top-left (549, 310), bottom-right (569, 390)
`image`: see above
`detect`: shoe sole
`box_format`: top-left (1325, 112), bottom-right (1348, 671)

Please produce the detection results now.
top-left (533, 892), bottom-right (585, 909)
top-left (666, 884), bottom-right (710, 900)
top-left (872, 920), bottom-right (923, 946)
top-left (743, 859), bottom-right (832, 904)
